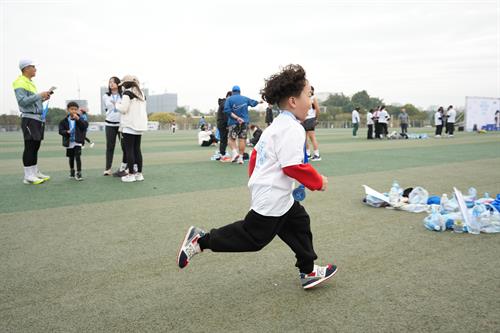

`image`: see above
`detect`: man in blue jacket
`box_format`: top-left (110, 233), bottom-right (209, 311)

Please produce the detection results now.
top-left (224, 85), bottom-right (260, 164)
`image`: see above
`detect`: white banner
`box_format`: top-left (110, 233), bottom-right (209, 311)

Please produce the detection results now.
top-left (465, 96), bottom-right (500, 131)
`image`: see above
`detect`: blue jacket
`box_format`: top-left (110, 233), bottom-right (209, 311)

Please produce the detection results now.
top-left (224, 92), bottom-right (258, 126)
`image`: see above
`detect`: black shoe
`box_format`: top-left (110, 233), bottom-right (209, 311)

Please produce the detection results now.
top-left (69, 169), bottom-right (75, 178)
top-left (113, 169), bottom-right (128, 177)
top-left (75, 171), bottom-right (83, 181)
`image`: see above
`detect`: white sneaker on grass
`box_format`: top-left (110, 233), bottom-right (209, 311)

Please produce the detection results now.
top-left (121, 174), bottom-right (136, 183)
top-left (23, 176), bottom-right (44, 185)
top-left (135, 173), bottom-right (144, 181)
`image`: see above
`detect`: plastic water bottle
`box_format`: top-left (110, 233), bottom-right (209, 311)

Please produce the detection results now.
top-left (453, 218), bottom-right (464, 233)
top-left (389, 181), bottom-right (400, 205)
top-left (476, 192), bottom-right (493, 205)
top-left (440, 194), bottom-right (449, 213)
top-left (424, 206), bottom-right (444, 231)
top-left (467, 206), bottom-right (481, 235)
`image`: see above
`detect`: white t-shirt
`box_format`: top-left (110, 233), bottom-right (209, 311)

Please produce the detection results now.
top-left (447, 109), bottom-right (456, 123)
top-left (305, 97), bottom-right (316, 120)
top-left (378, 110), bottom-right (389, 124)
top-left (434, 112), bottom-right (443, 126)
top-left (367, 112), bottom-right (374, 125)
top-left (198, 130), bottom-right (212, 145)
top-left (248, 111), bottom-right (305, 216)
top-left (352, 110), bottom-right (360, 123)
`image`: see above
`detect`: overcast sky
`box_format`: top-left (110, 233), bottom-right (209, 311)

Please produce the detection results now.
top-left (1, 0), bottom-right (499, 114)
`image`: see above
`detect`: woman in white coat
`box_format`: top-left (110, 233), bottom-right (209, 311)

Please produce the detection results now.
top-left (115, 75), bottom-right (148, 182)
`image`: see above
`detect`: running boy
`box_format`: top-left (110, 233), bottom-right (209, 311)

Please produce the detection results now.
top-left (58, 101), bottom-right (88, 180)
top-left (177, 64), bottom-right (337, 290)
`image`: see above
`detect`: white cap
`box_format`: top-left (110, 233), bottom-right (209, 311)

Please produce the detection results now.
top-left (19, 59), bottom-right (36, 71)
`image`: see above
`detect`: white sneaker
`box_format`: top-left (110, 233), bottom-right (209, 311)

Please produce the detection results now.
top-left (90, 142), bottom-right (95, 148)
top-left (103, 169), bottom-right (112, 176)
top-left (237, 156), bottom-right (244, 164)
top-left (121, 174), bottom-right (136, 182)
top-left (435, 135), bottom-right (441, 138)
top-left (231, 153), bottom-right (240, 163)
top-left (135, 173), bottom-right (144, 181)
top-left (35, 171), bottom-right (50, 181)
top-left (23, 176), bottom-right (44, 185)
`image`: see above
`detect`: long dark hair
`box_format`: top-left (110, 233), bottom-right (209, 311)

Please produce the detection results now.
top-left (106, 76), bottom-right (122, 96)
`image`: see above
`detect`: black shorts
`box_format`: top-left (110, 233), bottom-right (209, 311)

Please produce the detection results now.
top-left (66, 145), bottom-right (82, 158)
top-left (229, 123), bottom-right (248, 140)
top-left (302, 118), bottom-right (316, 132)
top-left (21, 117), bottom-right (44, 141)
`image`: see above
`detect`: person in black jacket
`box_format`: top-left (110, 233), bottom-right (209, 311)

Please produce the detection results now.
top-left (216, 91), bottom-right (232, 162)
top-left (249, 124), bottom-right (262, 146)
top-left (58, 101), bottom-right (88, 180)
top-left (265, 104), bottom-right (274, 126)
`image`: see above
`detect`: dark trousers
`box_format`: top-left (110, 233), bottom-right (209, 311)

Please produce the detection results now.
top-left (367, 124), bottom-right (373, 139)
top-left (122, 133), bottom-right (142, 173)
top-left (435, 125), bottom-right (443, 136)
top-left (218, 123), bottom-right (228, 156)
top-left (23, 140), bottom-right (41, 167)
top-left (105, 126), bottom-right (125, 170)
top-left (200, 201), bottom-right (318, 273)
top-left (381, 123), bottom-right (388, 136)
top-left (67, 146), bottom-right (82, 171)
top-left (374, 121), bottom-right (381, 139)
top-left (446, 122), bottom-right (455, 135)
top-left (401, 123), bottom-right (408, 134)
top-left (201, 135), bottom-right (218, 147)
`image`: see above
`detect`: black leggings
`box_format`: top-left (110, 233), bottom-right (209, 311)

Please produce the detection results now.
top-left (199, 201), bottom-right (318, 273)
top-left (105, 126), bottom-right (126, 170)
top-left (217, 123), bottom-right (228, 155)
top-left (23, 140), bottom-right (41, 167)
top-left (67, 146), bottom-right (82, 171)
top-left (122, 133), bottom-right (142, 173)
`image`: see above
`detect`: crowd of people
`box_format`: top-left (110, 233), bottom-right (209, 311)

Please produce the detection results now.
top-left (352, 105), bottom-right (458, 139)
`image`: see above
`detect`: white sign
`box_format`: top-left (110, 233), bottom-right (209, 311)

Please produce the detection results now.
top-left (465, 96), bottom-right (500, 131)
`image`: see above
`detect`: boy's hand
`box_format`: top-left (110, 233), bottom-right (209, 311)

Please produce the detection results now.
top-left (320, 175), bottom-right (328, 191)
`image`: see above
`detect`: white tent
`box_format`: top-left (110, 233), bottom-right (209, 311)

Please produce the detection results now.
top-left (465, 96), bottom-right (500, 131)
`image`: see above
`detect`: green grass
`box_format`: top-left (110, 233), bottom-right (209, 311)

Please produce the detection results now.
top-left (1, 128), bottom-right (499, 332)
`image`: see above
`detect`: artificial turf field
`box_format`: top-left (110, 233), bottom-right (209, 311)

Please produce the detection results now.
top-left (1, 128), bottom-right (499, 332)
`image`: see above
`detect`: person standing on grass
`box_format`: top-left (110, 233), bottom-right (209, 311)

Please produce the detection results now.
top-left (373, 106), bottom-right (381, 139)
top-left (303, 86), bottom-right (321, 161)
top-left (13, 59), bottom-right (53, 185)
top-left (103, 76), bottom-right (126, 176)
top-left (366, 108), bottom-right (374, 139)
top-left (59, 101), bottom-right (88, 181)
top-left (446, 105), bottom-right (456, 137)
top-left (378, 105), bottom-right (389, 138)
top-left (265, 103), bottom-right (274, 126)
top-left (352, 107), bottom-right (360, 137)
top-left (177, 64), bottom-right (337, 290)
top-left (224, 85), bottom-right (260, 164)
top-left (216, 91), bottom-right (232, 162)
top-left (115, 75), bottom-right (148, 183)
top-left (398, 108), bottom-right (409, 134)
top-left (435, 107), bottom-right (444, 137)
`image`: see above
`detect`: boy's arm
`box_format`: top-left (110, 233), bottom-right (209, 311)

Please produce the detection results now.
top-left (282, 163), bottom-right (324, 191)
top-left (248, 149), bottom-right (257, 177)
top-left (58, 120), bottom-right (68, 136)
top-left (76, 118), bottom-right (88, 130)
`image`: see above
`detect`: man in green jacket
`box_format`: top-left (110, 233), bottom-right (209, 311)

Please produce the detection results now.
top-left (13, 59), bottom-right (52, 184)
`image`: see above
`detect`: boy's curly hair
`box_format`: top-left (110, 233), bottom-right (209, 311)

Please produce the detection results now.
top-left (261, 64), bottom-right (307, 106)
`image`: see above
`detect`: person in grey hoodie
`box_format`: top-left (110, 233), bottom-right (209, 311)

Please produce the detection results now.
top-left (12, 59), bottom-right (53, 184)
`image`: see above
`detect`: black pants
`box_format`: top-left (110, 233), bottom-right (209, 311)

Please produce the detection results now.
top-left (199, 201), bottom-right (318, 273)
top-left (367, 124), bottom-right (373, 139)
top-left (201, 135), bottom-right (218, 147)
top-left (122, 133), bottom-right (142, 173)
top-left (218, 123), bottom-right (228, 156)
top-left (446, 122), bottom-right (455, 135)
top-left (67, 146), bottom-right (82, 171)
top-left (23, 140), bottom-right (41, 167)
top-left (105, 126), bottom-right (125, 170)
top-left (400, 123), bottom-right (408, 134)
top-left (435, 125), bottom-right (443, 136)
top-left (374, 121), bottom-right (381, 139)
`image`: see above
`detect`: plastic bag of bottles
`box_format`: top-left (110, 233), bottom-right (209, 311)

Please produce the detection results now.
top-left (409, 186), bottom-right (429, 205)
top-left (423, 205), bottom-right (446, 231)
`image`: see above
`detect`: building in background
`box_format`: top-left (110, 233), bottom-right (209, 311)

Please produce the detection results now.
top-left (99, 87), bottom-right (177, 115)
